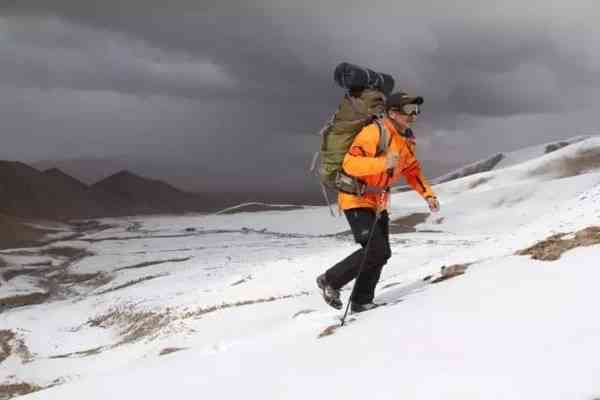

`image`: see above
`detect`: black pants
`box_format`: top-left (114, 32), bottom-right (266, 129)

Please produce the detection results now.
top-left (325, 208), bottom-right (391, 304)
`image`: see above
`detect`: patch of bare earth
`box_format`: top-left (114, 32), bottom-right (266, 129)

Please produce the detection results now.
top-left (49, 346), bottom-right (104, 359)
top-left (530, 146), bottom-right (600, 179)
top-left (318, 316), bottom-right (359, 339)
top-left (96, 274), bottom-right (168, 295)
top-left (59, 272), bottom-right (105, 285)
top-left (0, 217), bottom-right (113, 253)
top-left (159, 347), bottom-right (187, 356)
top-left (434, 153), bottom-right (504, 185)
top-left (84, 292), bottom-right (310, 346)
top-left (0, 215), bottom-right (53, 251)
top-left (0, 216), bottom-right (112, 253)
top-left (0, 293), bottom-right (50, 312)
top-left (0, 330), bottom-right (33, 364)
top-left (115, 257), bottom-right (192, 272)
top-left (0, 330), bottom-right (15, 363)
top-left (467, 176), bottom-right (493, 189)
top-left (40, 246), bottom-right (93, 259)
top-left (516, 226), bottom-right (600, 261)
top-left (492, 194), bottom-right (528, 208)
top-left (2, 268), bottom-right (48, 282)
top-left (390, 213), bottom-right (430, 234)
top-left (180, 292), bottom-right (311, 320)
top-left (428, 264), bottom-right (470, 283)
top-left (318, 325), bottom-right (340, 338)
top-left (545, 141), bottom-right (568, 154)
top-left (0, 383), bottom-right (42, 400)
top-left (231, 275), bottom-right (252, 286)
top-left (0, 246), bottom-right (99, 312)
top-left (292, 309), bottom-right (316, 318)
top-left (84, 304), bottom-right (176, 346)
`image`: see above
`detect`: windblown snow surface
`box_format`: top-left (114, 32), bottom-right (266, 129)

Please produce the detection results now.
top-left (3, 137), bottom-right (600, 399)
top-left (431, 135), bottom-right (589, 184)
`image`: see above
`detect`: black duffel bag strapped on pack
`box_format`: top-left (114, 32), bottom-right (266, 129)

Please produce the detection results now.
top-left (334, 62), bottom-right (395, 95)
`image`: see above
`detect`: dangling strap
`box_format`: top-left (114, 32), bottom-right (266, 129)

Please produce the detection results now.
top-left (312, 109), bottom-right (342, 218)
top-left (318, 115), bottom-right (335, 137)
top-left (310, 112), bottom-right (336, 174)
top-left (309, 151), bottom-right (320, 173)
top-left (320, 181), bottom-right (337, 217)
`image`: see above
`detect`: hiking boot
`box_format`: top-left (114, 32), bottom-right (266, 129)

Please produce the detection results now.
top-left (350, 302), bottom-right (383, 313)
top-left (316, 274), bottom-right (342, 310)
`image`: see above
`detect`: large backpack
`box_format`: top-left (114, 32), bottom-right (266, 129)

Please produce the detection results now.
top-left (311, 63), bottom-right (395, 214)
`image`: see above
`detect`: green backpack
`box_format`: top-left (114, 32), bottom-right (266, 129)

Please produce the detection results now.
top-left (311, 89), bottom-right (390, 204)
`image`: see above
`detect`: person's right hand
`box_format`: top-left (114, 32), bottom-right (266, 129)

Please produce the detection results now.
top-left (385, 151), bottom-right (399, 170)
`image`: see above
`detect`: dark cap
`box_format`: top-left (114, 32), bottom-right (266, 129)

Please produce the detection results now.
top-left (386, 92), bottom-right (424, 111)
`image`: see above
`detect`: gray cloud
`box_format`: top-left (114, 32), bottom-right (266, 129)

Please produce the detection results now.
top-left (1, 0), bottom-right (600, 195)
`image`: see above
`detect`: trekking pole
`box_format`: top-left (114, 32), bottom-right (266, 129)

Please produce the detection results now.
top-left (340, 209), bottom-right (381, 326)
top-left (340, 170), bottom-right (393, 326)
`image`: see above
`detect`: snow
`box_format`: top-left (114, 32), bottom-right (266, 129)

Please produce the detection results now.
top-left (0, 275), bottom-right (46, 298)
top-left (3, 137), bottom-right (600, 399)
top-left (431, 135), bottom-right (590, 184)
top-left (493, 135), bottom-right (589, 170)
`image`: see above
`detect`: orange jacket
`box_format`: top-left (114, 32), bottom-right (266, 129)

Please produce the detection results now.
top-left (337, 118), bottom-right (436, 211)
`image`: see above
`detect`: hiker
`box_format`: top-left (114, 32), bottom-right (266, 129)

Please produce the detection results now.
top-left (317, 92), bottom-right (440, 313)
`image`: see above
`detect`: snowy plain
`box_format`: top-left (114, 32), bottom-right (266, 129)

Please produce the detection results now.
top-left (2, 137), bottom-right (600, 399)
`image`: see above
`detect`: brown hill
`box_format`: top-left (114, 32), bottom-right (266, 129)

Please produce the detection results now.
top-left (0, 162), bottom-right (131, 220)
top-left (0, 161), bottom-right (71, 219)
top-left (1, 161), bottom-right (253, 219)
top-left (32, 158), bottom-right (130, 185)
top-left (42, 168), bottom-right (89, 192)
top-left (42, 168), bottom-right (124, 217)
top-left (91, 170), bottom-right (198, 214)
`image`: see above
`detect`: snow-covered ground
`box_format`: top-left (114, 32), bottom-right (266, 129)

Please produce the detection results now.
top-left (2, 137), bottom-right (600, 399)
top-left (431, 135), bottom-right (589, 184)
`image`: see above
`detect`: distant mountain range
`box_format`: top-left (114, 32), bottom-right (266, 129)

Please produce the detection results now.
top-left (30, 157), bottom-right (335, 207)
top-left (0, 161), bottom-right (230, 220)
top-left (8, 136), bottom-right (594, 221)
top-left (32, 157), bottom-right (459, 191)
top-left (31, 156), bottom-right (461, 206)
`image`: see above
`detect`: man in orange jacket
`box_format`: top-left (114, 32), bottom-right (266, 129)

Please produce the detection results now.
top-left (317, 92), bottom-right (440, 312)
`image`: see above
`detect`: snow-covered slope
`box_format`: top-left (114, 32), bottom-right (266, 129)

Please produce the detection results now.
top-left (3, 137), bottom-right (600, 400)
top-left (431, 135), bottom-right (589, 184)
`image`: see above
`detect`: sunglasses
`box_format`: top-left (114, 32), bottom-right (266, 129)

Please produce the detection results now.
top-left (401, 104), bottom-right (420, 115)
top-left (390, 103), bottom-right (420, 115)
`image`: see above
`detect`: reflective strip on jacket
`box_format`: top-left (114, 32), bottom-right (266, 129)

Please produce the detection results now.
top-left (337, 117), bottom-right (436, 211)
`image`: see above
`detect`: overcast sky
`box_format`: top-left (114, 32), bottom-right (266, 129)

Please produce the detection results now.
top-left (2, 1), bottom-right (600, 193)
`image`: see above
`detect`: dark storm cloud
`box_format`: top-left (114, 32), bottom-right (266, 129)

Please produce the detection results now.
top-left (0, 1), bottom-right (333, 99)
top-left (1, 0), bottom-right (600, 193)
top-left (3, 1), bottom-right (598, 117)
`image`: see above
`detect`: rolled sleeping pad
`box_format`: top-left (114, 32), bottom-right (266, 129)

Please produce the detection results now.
top-left (334, 62), bottom-right (395, 95)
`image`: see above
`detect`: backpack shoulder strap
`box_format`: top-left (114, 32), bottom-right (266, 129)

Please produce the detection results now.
top-left (374, 118), bottom-right (390, 156)
top-left (309, 113), bottom-right (335, 174)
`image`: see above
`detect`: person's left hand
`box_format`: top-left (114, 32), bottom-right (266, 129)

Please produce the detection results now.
top-left (426, 196), bottom-right (440, 213)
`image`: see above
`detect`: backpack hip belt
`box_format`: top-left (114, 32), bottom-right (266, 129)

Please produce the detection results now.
top-left (335, 171), bottom-right (390, 196)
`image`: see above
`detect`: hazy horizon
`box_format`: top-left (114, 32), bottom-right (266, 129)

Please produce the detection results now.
top-left (2, 1), bottom-right (600, 193)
